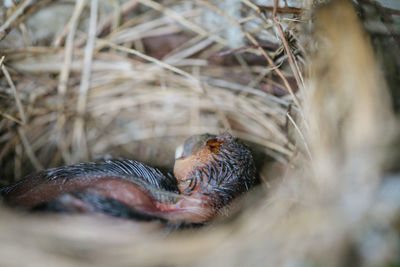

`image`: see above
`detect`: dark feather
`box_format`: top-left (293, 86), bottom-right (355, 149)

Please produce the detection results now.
top-left (1, 159), bottom-right (179, 198)
top-left (31, 191), bottom-right (167, 222)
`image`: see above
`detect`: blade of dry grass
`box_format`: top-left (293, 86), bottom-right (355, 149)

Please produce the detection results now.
top-left (17, 127), bottom-right (43, 170)
top-left (272, 0), bottom-right (303, 89)
top-left (1, 62), bottom-right (26, 124)
top-left (137, 0), bottom-right (227, 45)
top-left (57, 0), bottom-right (86, 98)
top-left (72, 0), bottom-right (99, 161)
top-left (0, 0), bottom-right (34, 41)
top-left (195, 0), bottom-right (301, 109)
top-left (98, 39), bottom-right (204, 93)
top-left (286, 111), bottom-right (312, 162)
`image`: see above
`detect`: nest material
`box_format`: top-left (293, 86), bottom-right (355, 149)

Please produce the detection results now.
top-left (0, 0), bottom-right (399, 266)
top-left (0, 0), bottom-right (297, 182)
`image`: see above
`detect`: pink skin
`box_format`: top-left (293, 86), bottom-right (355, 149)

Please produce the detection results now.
top-left (6, 176), bottom-right (214, 223)
top-left (4, 133), bottom-right (240, 223)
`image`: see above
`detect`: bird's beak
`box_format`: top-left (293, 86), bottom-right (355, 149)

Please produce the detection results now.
top-left (175, 144), bottom-right (184, 160)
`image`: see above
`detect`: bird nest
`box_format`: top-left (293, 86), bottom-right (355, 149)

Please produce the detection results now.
top-left (0, 0), bottom-right (399, 266)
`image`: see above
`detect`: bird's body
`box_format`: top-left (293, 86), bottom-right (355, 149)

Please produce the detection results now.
top-left (1, 133), bottom-right (256, 225)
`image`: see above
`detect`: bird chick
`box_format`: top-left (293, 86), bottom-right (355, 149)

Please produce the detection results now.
top-left (1, 133), bottom-right (256, 224)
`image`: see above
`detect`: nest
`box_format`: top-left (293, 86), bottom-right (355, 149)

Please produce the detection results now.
top-left (0, 0), bottom-right (399, 266)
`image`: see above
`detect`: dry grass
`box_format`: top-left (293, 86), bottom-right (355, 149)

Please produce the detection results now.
top-left (1, 0), bottom-right (298, 179)
top-left (0, 0), bottom-right (399, 266)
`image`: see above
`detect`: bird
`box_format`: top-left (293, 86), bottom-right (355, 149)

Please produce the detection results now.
top-left (0, 133), bottom-right (256, 225)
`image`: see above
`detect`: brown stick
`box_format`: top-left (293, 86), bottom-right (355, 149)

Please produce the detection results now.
top-left (0, 0), bottom-right (34, 41)
top-left (244, 31), bottom-right (301, 108)
top-left (209, 43), bottom-right (279, 58)
top-left (272, 0), bottom-right (303, 91)
top-left (0, 0), bottom-right (51, 42)
top-left (1, 61), bottom-right (26, 124)
top-left (195, 0), bottom-right (301, 108)
top-left (257, 5), bottom-right (303, 14)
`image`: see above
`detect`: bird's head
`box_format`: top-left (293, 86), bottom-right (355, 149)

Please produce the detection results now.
top-left (174, 133), bottom-right (256, 209)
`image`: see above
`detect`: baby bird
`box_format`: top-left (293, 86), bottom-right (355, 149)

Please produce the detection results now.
top-left (1, 133), bottom-right (256, 224)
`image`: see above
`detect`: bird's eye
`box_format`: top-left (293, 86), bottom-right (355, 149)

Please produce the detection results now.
top-left (178, 178), bottom-right (197, 194)
top-left (206, 139), bottom-right (222, 153)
